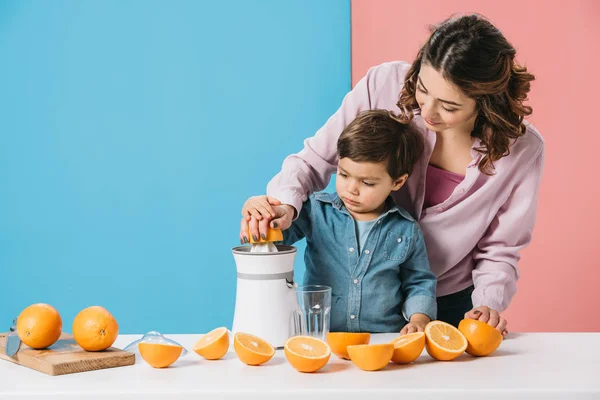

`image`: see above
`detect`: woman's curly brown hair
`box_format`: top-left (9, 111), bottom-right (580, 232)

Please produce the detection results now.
top-left (397, 14), bottom-right (535, 175)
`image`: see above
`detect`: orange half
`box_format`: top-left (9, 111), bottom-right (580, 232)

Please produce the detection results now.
top-left (347, 343), bottom-right (394, 371)
top-left (248, 227), bottom-right (283, 243)
top-left (138, 342), bottom-right (183, 368)
top-left (284, 336), bottom-right (331, 373)
top-left (326, 332), bottom-right (370, 359)
top-left (390, 332), bottom-right (425, 364)
top-left (425, 321), bottom-right (467, 361)
top-left (233, 332), bottom-right (275, 366)
top-left (193, 327), bottom-right (230, 360)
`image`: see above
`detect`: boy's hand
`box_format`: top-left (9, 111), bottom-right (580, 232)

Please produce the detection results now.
top-left (240, 199), bottom-right (295, 244)
top-left (242, 195), bottom-right (281, 221)
top-left (400, 314), bottom-right (430, 335)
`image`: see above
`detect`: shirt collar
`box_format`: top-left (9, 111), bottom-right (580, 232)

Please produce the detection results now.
top-left (313, 192), bottom-right (414, 222)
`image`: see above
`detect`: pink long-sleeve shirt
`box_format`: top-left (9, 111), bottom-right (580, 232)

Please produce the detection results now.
top-left (267, 61), bottom-right (545, 312)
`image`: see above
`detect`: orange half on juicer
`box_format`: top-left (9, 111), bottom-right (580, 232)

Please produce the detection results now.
top-left (247, 227), bottom-right (283, 243)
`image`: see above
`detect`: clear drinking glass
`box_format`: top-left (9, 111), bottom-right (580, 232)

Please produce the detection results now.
top-left (293, 285), bottom-right (331, 341)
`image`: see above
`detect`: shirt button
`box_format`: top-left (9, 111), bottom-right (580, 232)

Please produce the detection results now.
top-left (436, 207), bottom-right (443, 212)
top-left (459, 188), bottom-right (465, 193)
top-left (350, 314), bottom-right (356, 319)
top-left (353, 279), bottom-right (358, 284)
top-left (349, 247), bottom-right (354, 252)
top-left (364, 250), bottom-right (370, 254)
top-left (377, 220), bottom-right (381, 224)
top-left (397, 238), bottom-right (402, 243)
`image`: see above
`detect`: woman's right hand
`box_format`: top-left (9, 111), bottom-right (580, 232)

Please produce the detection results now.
top-left (239, 196), bottom-right (295, 243)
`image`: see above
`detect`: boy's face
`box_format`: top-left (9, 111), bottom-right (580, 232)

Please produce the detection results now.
top-left (336, 157), bottom-right (407, 221)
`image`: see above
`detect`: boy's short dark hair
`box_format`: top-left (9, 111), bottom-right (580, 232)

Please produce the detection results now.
top-left (337, 109), bottom-right (424, 179)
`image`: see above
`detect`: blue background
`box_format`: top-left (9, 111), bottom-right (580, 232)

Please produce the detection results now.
top-left (0, 0), bottom-right (349, 334)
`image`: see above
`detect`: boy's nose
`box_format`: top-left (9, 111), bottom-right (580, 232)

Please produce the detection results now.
top-left (348, 182), bottom-right (359, 194)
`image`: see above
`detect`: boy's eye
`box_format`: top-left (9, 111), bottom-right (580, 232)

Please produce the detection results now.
top-left (363, 182), bottom-right (374, 187)
top-left (339, 172), bottom-right (347, 177)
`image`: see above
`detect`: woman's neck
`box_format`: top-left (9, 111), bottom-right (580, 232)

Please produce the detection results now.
top-left (435, 128), bottom-right (475, 148)
top-left (430, 128), bottom-right (475, 174)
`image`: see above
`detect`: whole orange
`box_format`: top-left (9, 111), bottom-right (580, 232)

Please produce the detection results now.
top-left (16, 303), bottom-right (62, 349)
top-left (72, 306), bottom-right (118, 351)
top-left (458, 318), bottom-right (503, 357)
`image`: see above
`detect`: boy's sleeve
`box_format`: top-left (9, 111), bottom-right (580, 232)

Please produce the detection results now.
top-left (399, 223), bottom-right (438, 321)
top-left (277, 197), bottom-right (313, 246)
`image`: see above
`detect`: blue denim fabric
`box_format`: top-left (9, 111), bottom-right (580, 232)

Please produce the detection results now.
top-left (279, 192), bottom-right (437, 333)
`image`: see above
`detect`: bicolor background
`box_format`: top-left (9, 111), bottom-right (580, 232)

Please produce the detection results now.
top-left (1, 0), bottom-right (598, 334)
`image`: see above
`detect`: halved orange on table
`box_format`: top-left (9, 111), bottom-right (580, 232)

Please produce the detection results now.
top-left (326, 332), bottom-right (370, 359)
top-left (284, 336), bottom-right (331, 373)
top-left (233, 332), bottom-right (275, 366)
top-left (458, 318), bottom-right (503, 357)
top-left (390, 332), bottom-right (425, 364)
top-left (347, 343), bottom-right (394, 371)
top-left (138, 342), bottom-right (183, 368)
top-left (424, 320), bottom-right (467, 361)
top-left (193, 327), bottom-right (230, 360)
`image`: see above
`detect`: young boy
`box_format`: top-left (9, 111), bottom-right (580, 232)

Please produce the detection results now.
top-left (277, 110), bottom-right (437, 333)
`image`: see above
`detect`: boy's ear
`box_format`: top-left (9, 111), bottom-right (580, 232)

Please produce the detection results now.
top-left (391, 174), bottom-right (409, 191)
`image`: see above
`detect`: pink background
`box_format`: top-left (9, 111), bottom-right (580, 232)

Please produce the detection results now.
top-left (351, 0), bottom-right (600, 331)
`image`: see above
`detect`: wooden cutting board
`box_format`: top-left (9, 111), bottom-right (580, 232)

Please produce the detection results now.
top-left (0, 332), bottom-right (135, 376)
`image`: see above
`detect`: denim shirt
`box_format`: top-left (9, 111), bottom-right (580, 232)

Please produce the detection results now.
top-left (279, 192), bottom-right (437, 333)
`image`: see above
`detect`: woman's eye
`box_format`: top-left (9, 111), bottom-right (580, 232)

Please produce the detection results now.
top-left (339, 172), bottom-right (347, 177)
top-left (443, 107), bottom-right (458, 113)
top-left (417, 85), bottom-right (427, 93)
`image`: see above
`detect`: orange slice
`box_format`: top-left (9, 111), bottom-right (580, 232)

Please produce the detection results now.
top-left (326, 332), bottom-right (370, 359)
top-left (248, 227), bottom-right (283, 243)
top-left (193, 327), bottom-right (230, 360)
top-left (390, 332), bottom-right (425, 364)
top-left (458, 319), bottom-right (503, 357)
top-left (233, 332), bottom-right (275, 366)
top-left (138, 342), bottom-right (183, 368)
top-left (347, 343), bottom-right (394, 371)
top-left (424, 320), bottom-right (468, 361)
top-left (284, 336), bottom-right (331, 373)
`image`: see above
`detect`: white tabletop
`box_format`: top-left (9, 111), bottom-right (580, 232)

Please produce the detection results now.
top-left (1, 333), bottom-right (599, 399)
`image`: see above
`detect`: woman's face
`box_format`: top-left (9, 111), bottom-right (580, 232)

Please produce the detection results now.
top-left (415, 63), bottom-right (478, 135)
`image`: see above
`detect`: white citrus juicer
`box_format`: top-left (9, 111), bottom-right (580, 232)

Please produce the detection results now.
top-left (231, 244), bottom-right (298, 348)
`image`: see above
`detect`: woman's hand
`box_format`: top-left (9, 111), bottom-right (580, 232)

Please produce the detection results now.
top-left (464, 306), bottom-right (508, 337)
top-left (239, 198), bottom-right (295, 243)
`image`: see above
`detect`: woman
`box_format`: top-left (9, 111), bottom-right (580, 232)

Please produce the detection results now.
top-left (240, 14), bottom-right (544, 335)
